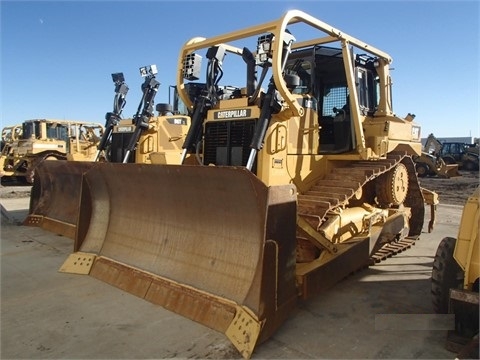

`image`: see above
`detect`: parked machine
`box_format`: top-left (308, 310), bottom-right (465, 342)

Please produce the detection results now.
top-left (31, 10), bottom-right (437, 358)
top-left (0, 119), bottom-right (104, 183)
top-left (431, 186), bottom-right (479, 357)
top-left (414, 133), bottom-right (460, 178)
top-left (24, 66), bottom-right (193, 237)
top-left (440, 141), bottom-right (479, 171)
top-left (104, 69), bottom-right (206, 165)
top-left (1, 124), bottom-right (23, 151)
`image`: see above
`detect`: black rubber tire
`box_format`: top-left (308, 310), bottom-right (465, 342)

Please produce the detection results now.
top-left (463, 160), bottom-right (477, 171)
top-left (431, 237), bottom-right (464, 314)
top-left (415, 163), bottom-right (429, 177)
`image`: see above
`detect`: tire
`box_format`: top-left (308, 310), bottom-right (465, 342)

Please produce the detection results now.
top-left (415, 163), bottom-right (429, 177)
top-left (431, 237), bottom-right (464, 314)
top-left (463, 160), bottom-right (477, 171)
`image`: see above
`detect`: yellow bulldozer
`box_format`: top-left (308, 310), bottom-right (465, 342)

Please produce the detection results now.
top-left (0, 119), bottom-right (104, 184)
top-left (1, 123), bottom-right (23, 151)
top-left (28, 10), bottom-right (439, 358)
top-left (24, 67), bottom-right (195, 237)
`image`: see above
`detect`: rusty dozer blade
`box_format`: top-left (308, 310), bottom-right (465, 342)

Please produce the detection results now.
top-left (61, 163), bottom-right (298, 358)
top-left (24, 160), bottom-right (99, 239)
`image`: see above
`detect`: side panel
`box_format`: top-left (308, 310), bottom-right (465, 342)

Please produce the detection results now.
top-left (454, 187), bottom-right (480, 288)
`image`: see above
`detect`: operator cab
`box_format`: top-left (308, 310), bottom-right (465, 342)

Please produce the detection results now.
top-left (285, 46), bottom-right (379, 154)
top-left (22, 120), bottom-right (69, 141)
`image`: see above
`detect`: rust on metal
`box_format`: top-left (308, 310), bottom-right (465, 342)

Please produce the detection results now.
top-left (24, 160), bottom-right (99, 238)
top-left (62, 163), bottom-right (297, 358)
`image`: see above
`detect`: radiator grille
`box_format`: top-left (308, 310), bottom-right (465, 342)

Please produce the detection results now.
top-left (110, 133), bottom-right (135, 163)
top-left (204, 120), bottom-right (256, 169)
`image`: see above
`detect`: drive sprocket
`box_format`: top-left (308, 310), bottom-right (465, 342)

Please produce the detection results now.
top-left (376, 163), bottom-right (409, 206)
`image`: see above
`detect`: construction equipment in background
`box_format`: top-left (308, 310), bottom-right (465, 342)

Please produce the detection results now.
top-left (1, 124), bottom-right (23, 151)
top-left (94, 72), bottom-right (129, 162)
top-left (25, 67), bottom-right (193, 237)
top-left (42, 10), bottom-right (436, 358)
top-left (121, 65), bottom-right (160, 163)
top-left (0, 124), bottom-right (23, 172)
top-left (413, 152), bottom-right (460, 178)
top-left (440, 141), bottom-right (479, 171)
top-left (431, 186), bottom-right (479, 358)
top-left (0, 119), bottom-right (104, 184)
top-left (414, 133), bottom-right (460, 178)
top-left (106, 76), bottom-right (212, 164)
top-left (82, 65), bottom-right (203, 165)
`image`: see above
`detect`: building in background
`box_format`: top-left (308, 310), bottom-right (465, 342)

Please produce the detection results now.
top-left (422, 137), bottom-right (477, 147)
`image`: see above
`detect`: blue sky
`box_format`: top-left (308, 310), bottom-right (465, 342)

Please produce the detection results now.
top-left (1, 1), bottom-right (479, 138)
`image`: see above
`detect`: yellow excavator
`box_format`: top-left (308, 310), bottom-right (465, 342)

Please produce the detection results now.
top-left (30, 10), bottom-right (438, 358)
top-left (431, 186), bottom-right (479, 357)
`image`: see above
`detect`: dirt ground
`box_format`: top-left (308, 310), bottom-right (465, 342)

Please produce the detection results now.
top-left (1, 170), bottom-right (479, 205)
top-left (418, 170), bottom-right (479, 206)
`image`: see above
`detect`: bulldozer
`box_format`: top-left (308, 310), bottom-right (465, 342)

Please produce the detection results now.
top-left (0, 119), bottom-right (104, 184)
top-left (98, 66), bottom-right (200, 165)
top-left (413, 133), bottom-right (460, 178)
top-left (24, 66), bottom-right (198, 238)
top-left (25, 67), bottom-right (230, 237)
top-left (431, 186), bottom-right (479, 357)
top-left (1, 123), bottom-right (23, 151)
top-left (33, 10), bottom-right (438, 358)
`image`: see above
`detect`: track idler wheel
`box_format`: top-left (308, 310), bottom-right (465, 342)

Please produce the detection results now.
top-left (376, 163), bottom-right (409, 206)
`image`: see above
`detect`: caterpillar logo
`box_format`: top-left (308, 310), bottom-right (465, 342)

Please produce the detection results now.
top-left (214, 109), bottom-right (251, 119)
top-left (115, 126), bottom-right (135, 133)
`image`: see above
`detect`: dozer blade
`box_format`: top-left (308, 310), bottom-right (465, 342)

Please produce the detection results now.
top-left (61, 163), bottom-right (298, 358)
top-left (24, 160), bottom-right (99, 239)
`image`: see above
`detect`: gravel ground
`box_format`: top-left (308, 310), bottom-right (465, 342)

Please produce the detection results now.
top-left (418, 170), bottom-right (479, 206)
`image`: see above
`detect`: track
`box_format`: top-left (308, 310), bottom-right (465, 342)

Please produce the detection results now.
top-left (296, 151), bottom-right (424, 264)
top-left (369, 237), bottom-right (416, 264)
